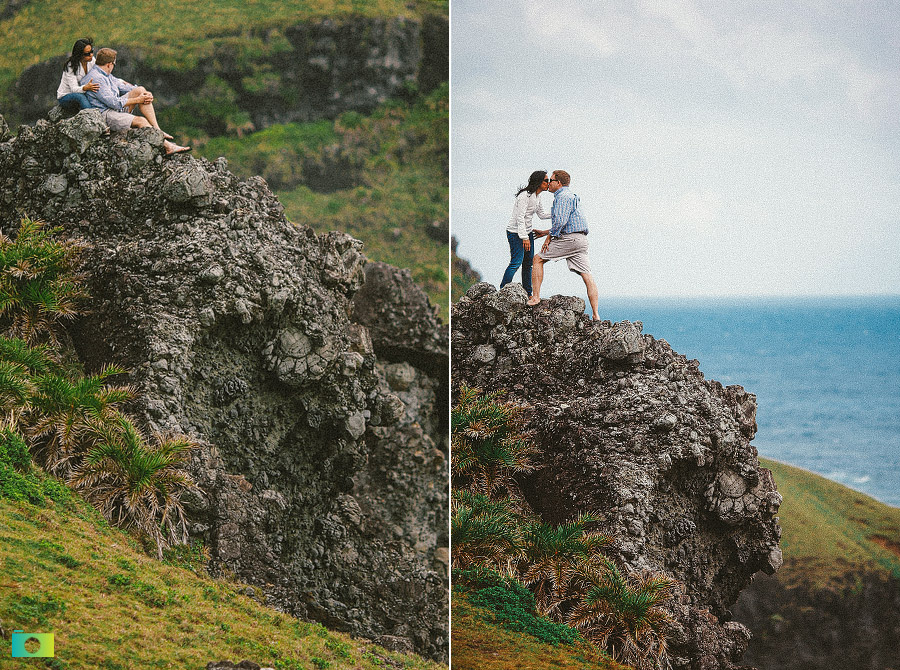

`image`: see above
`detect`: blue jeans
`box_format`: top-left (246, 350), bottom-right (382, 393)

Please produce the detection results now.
top-left (500, 230), bottom-right (535, 296)
top-left (58, 92), bottom-right (92, 113)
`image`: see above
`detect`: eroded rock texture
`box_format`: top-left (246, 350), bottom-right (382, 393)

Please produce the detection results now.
top-left (0, 111), bottom-right (448, 661)
top-left (452, 283), bottom-right (783, 670)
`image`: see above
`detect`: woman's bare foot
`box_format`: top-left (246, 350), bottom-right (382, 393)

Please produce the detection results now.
top-left (526, 296), bottom-right (541, 306)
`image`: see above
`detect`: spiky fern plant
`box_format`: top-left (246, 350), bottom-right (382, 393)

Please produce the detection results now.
top-left (520, 514), bottom-right (614, 616)
top-left (27, 364), bottom-right (135, 477)
top-left (0, 337), bottom-right (53, 423)
top-left (451, 489), bottom-right (523, 571)
top-left (451, 385), bottom-right (539, 500)
top-left (0, 217), bottom-right (88, 347)
top-left (567, 562), bottom-right (676, 670)
top-left (70, 413), bottom-right (199, 559)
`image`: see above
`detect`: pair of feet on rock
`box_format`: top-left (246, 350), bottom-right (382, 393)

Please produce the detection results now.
top-left (527, 295), bottom-right (600, 321)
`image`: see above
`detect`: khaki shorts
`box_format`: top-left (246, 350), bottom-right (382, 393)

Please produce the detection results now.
top-left (100, 109), bottom-right (136, 132)
top-left (536, 232), bottom-right (591, 274)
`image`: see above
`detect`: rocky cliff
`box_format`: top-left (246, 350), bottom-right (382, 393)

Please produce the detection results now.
top-left (452, 283), bottom-right (784, 670)
top-left (0, 111), bottom-right (448, 661)
top-left (8, 15), bottom-right (448, 133)
top-left (735, 570), bottom-right (900, 670)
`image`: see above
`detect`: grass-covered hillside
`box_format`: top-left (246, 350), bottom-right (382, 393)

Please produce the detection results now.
top-left (0, 493), bottom-right (443, 670)
top-left (2, 0), bottom-right (447, 91)
top-left (761, 457), bottom-right (900, 584)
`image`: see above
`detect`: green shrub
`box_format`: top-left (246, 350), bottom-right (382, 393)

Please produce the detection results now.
top-left (0, 426), bottom-right (30, 470)
top-left (463, 580), bottom-right (583, 647)
top-left (0, 430), bottom-right (71, 506)
top-left (0, 217), bottom-right (88, 347)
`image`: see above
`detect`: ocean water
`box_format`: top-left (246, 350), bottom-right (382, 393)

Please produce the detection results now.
top-left (595, 296), bottom-right (900, 507)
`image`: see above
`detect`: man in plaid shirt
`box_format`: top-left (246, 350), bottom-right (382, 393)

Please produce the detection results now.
top-left (527, 170), bottom-right (600, 320)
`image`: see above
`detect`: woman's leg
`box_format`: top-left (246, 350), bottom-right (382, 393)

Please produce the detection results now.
top-left (521, 231), bottom-right (535, 296)
top-left (500, 230), bottom-right (525, 288)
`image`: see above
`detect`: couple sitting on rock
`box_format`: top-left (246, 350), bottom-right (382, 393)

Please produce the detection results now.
top-left (56, 37), bottom-right (190, 156)
top-left (500, 169), bottom-right (600, 320)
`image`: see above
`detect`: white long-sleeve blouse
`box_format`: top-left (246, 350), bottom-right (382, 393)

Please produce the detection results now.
top-left (506, 190), bottom-right (551, 240)
top-left (56, 57), bottom-right (95, 99)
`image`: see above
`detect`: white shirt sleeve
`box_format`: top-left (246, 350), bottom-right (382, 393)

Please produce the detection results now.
top-left (535, 195), bottom-right (551, 221)
top-left (513, 192), bottom-right (529, 239)
top-left (56, 66), bottom-right (81, 99)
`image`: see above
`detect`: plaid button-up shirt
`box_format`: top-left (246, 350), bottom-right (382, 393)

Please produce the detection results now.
top-left (549, 187), bottom-right (589, 237)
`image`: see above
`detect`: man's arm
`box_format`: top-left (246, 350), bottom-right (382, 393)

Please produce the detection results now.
top-left (87, 72), bottom-right (124, 111)
top-left (111, 74), bottom-right (136, 107)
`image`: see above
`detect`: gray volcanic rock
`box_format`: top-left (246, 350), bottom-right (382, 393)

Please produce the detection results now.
top-left (452, 283), bottom-right (783, 670)
top-left (0, 111), bottom-right (448, 661)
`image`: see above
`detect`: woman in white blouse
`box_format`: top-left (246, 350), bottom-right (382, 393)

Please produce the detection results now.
top-left (500, 170), bottom-right (551, 297)
top-left (56, 38), bottom-right (100, 113)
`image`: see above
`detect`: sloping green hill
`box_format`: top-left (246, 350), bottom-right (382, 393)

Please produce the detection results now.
top-left (0, 495), bottom-right (443, 669)
top-left (761, 457), bottom-right (900, 584)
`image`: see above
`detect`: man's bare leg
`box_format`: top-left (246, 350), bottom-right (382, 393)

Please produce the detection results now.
top-left (581, 271), bottom-right (600, 320)
top-left (527, 255), bottom-right (545, 306)
top-left (124, 88), bottom-right (173, 139)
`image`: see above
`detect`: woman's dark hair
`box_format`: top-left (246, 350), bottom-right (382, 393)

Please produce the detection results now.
top-left (516, 170), bottom-right (548, 197)
top-left (66, 37), bottom-right (93, 74)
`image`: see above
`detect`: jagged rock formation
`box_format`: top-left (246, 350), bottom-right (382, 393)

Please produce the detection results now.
top-left (735, 570), bottom-right (900, 670)
top-left (7, 15), bottom-right (448, 131)
top-left (450, 235), bottom-right (481, 301)
top-left (0, 110), bottom-right (448, 661)
top-left (452, 283), bottom-right (784, 670)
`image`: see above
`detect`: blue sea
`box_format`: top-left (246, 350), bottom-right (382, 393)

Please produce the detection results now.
top-left (596, 296), bottom-right (900, 507)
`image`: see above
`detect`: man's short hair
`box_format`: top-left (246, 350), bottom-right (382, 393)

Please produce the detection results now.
top-left (95, 48), bottom-right (117, 66)
top-left (552, 170), bottom-right (571, 186)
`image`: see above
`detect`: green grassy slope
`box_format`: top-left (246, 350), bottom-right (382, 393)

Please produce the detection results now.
top-left (2, 0), bottom-right (447, 91)
top-left (451, 591), bottom-right (629, 670)
top-left (0, 495), bottom-right (443, 670)
top-left (761, 457), bottom-right (900, 585)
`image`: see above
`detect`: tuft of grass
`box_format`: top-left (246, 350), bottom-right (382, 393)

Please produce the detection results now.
top-left (0, 495), bottom-right (443, 670)
top-left (762, 457), bottom-right (900, 585)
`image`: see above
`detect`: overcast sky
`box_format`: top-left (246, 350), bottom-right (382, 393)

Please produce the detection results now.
top-left (451, 0), bottom-right (900, 299)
